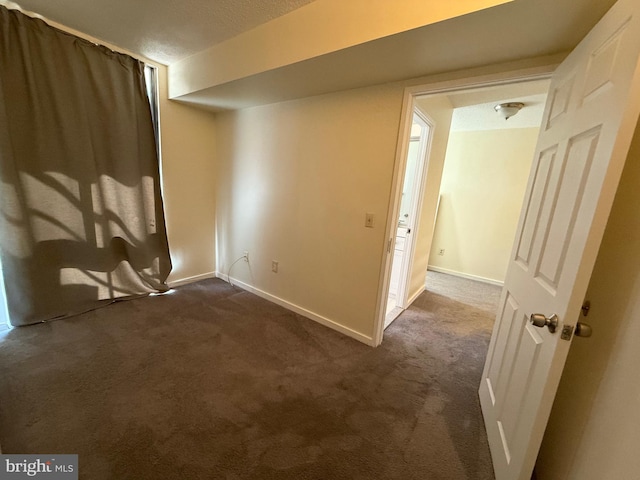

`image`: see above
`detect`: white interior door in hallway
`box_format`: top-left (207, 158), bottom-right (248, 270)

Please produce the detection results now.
top-left (385, 112), bottom-right (430, 328)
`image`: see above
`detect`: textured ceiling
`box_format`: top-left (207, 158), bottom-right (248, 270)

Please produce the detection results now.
top-left (5, 0), bottom-right (317, 64)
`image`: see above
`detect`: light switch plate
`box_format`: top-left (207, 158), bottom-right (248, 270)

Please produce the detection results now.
top-left (365, 213), bottom-right (375, 228)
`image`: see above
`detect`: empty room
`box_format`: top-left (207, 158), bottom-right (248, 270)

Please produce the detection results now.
top-left (1, 0), bottom-right (640, 479)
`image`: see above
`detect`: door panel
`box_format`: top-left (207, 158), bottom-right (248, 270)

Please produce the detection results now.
top-left (536, 127), bottom-right (601, 290)
top-left (515, 146), bottom-right (558, 268)
top-left (479, 0), bottom-right (640, 479)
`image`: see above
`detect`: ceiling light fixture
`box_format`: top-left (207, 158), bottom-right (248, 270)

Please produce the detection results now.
top-left (494, 102), bottom-right (525, 120)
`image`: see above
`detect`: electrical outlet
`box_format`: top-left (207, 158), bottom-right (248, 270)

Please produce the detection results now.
top-left (272, 261), bottom-right (279, 273)
top-left (243, 251), bottom-right (249, 262)
top-left (438, 248), bottom-right (445, 256)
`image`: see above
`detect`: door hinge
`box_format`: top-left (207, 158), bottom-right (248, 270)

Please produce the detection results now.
top-left (387, 238), bottom-right (392, 253)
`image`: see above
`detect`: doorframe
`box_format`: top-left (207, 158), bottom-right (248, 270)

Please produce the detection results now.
top-left (372, 64), bottom-right (557, 347)
top-left (395, 110), bottom-right (432, 308)
top-left (384, 109), bottom-right (433, 328)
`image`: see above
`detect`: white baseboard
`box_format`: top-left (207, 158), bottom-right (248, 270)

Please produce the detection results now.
top-left (168, 271), bottom-right (216, 288)
top-left (427, 266), bottom-right (504, 287)
top-left (215, 272), bottom-right (375, 347)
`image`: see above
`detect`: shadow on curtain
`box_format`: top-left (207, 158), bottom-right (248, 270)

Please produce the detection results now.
top-left (0, 6), bottom-right (172, 326)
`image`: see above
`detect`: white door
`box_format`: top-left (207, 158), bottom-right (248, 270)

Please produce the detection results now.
top-left (385, 112), bottom-right (430, 327)
top-left (479, 1), bottom-right (640, 479)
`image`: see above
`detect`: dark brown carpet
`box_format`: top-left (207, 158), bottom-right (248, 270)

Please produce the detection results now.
top-left (0, 274), bottom-right (498, 479)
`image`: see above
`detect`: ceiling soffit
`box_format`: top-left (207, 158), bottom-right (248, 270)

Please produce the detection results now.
top-left (171, 0), bottom-right (616, 109)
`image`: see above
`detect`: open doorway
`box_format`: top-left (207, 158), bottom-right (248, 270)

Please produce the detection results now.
top-left (424, 87), bottom-right (548, 308)
top-left (376, 74), bottom-right (552, 345)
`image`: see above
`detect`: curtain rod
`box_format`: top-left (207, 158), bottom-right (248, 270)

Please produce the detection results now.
top-left (0, 1), bottom-right (162, 67)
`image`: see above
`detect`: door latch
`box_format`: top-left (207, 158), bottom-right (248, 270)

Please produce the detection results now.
top-left (561, 325), bottom-right (574, 341)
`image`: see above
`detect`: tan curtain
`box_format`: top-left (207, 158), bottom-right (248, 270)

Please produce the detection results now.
top-left (0, 6), bottom-right (172, 326)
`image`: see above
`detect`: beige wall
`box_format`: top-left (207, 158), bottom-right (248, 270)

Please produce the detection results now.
top-left (157, 67), bottom-right (218, 284)
top-left (428, 127), bottom-right (538, 283)
top-left (536, 121), bottom-right (640, 480)
top-left (406, 96), bottom-right (454, 301)
top-left (215, 84), bottom-right (404, 342)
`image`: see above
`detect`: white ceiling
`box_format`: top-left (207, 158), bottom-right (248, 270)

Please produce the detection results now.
top-left (442, 79), bottom-right (551, 131)
top-left (4, 0), bottom-right (316, 64)
top-left (170, 0), bottom-right (617, 109)
top-left (451, 93), bottom-right (548, 131)
top-left (2, 0), bottom-right (619, 109)
top-left (414, 79), bottom-right (550, 132)
top-left (446, 80), bottom-right (551, 110)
